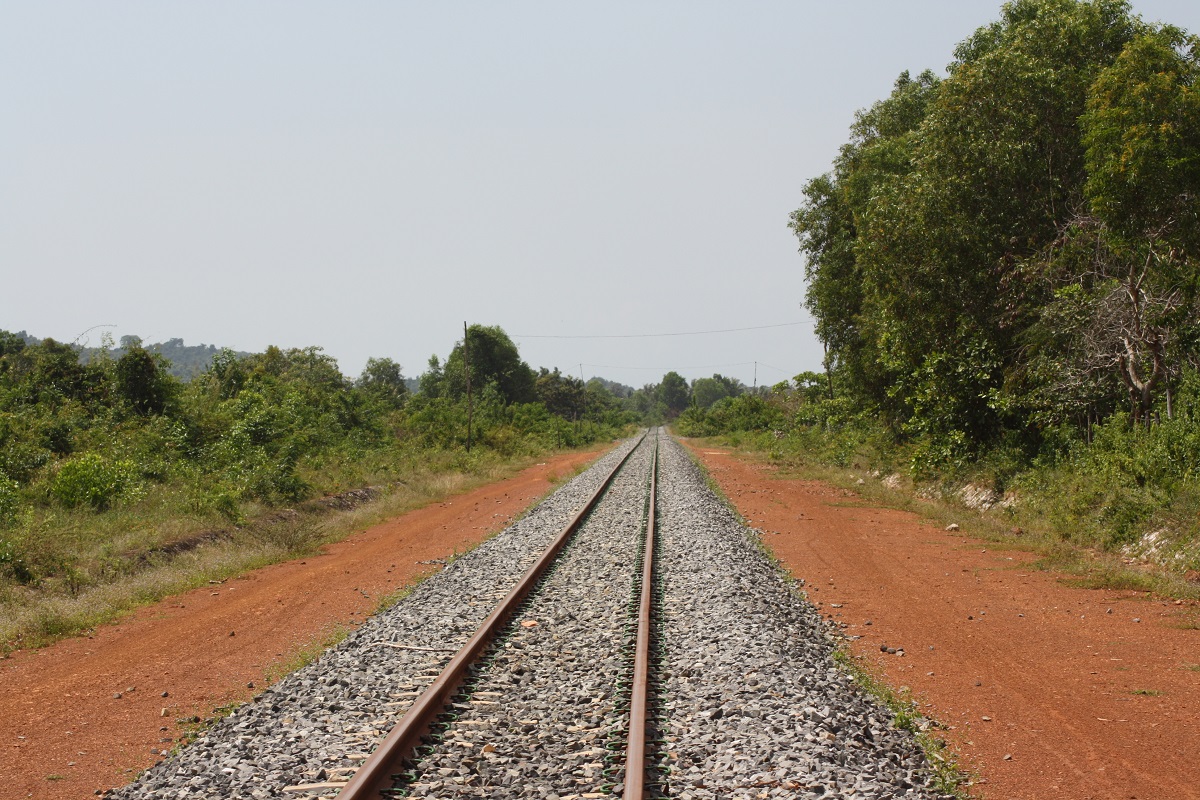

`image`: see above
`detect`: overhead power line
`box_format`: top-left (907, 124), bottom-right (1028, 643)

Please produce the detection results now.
top-left (579, 361), bottom-right (798, 374)
top-left (582, 361), bottom-right (757, 371)
top-left (513, 321), bottom-right (811, 340)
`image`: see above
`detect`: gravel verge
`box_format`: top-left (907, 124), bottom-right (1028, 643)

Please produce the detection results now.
top-left (657, 435), bottom-right (948, 800)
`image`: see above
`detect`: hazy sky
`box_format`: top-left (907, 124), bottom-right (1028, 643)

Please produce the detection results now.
top-left (4, 2), bottom-right (1198, 389)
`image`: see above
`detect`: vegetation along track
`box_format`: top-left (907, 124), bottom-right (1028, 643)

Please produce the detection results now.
top-left (108, 432), bottom-right (950, 800)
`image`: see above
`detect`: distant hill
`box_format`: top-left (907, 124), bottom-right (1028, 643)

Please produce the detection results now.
top-left (125, 337), bottom-right (255, 381)
top-left (13, 330), bottom-right (253, 381)
top-left (588, 377), bottom-right (635, 398)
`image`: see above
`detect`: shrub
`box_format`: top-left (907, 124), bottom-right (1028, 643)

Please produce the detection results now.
top-left (0, 536), bottom-right (34, 583)
top-left (51, 453), bottom-right (137, 509)
top-left (0, 473), bottom-right (18, 526)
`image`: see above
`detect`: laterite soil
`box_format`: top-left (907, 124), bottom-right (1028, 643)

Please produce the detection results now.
top-left (685, 441), bottom-right (1200, 800)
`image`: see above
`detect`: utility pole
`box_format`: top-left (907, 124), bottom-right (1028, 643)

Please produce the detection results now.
top-left (578, 364), bottom-right (585, 432)
top-left (463, 321), bottom-right (473, 452)
top-left (753, 361), bottom-right (757, 392)
top-left (823, 342), bottom-right (834, 401)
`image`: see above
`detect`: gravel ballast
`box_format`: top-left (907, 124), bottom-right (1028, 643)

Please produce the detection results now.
top-left (110, 431), bottom-right (948, 800)
top-left (108, 436), bottom-right (644, 800)
top-left (656, 435), bottom-right (945, 799)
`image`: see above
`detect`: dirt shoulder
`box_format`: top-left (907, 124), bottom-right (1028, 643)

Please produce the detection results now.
top-left (0, 445), bottom-right (609, 800)
top-left (684, 441), bottom-right (1200, 800)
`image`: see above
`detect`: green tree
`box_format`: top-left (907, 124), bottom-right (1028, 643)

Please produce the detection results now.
top-left (442, 325), bottom-right (536, 405)
top-left (419, 355), bottom-right (444, 398)
top-left (535, 368), bottom-right (585, 419)
top-left (114, 343), bottom-right (174, 416)
top-left (790, 70), bottom-right (940, 416)
top-left (691, 374), bottom-right (743, 410)
top-left (794, 0), bottom-right (1145, 455)
top-left (657, 371), bottom-right (690, 416)
top-left (358, 357), bottom-right (408, 408)
top-left (1015, 25), bottom-right (1200, 425)
top-left (1084, 25), bottom-right (1200, 252)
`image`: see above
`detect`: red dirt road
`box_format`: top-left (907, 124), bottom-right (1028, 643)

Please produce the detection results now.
top-left (0, 446), bottom-right (607, 800)
top-left (686, 442), bottom-right (1200, 800)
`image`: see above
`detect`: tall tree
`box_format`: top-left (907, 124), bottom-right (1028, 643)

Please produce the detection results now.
top-left (657, 371), bottom-right (690, 416)
top-left (114, 343), bottom-right (173, 416)
top-left (441, 325), bottom-right (536, 405)
top-left (358, 357), bottom-right (409, 409)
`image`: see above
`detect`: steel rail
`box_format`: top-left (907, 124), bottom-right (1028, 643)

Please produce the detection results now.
top-left (336, 431), bottom-right (648, 800)
top-left (623, 438), bottom-right (657, 800)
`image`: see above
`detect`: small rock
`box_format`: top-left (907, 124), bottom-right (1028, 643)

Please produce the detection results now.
top-left (946, 523), bottom-right (960, 531)
top-left (229, 631), bottom-right (236, 637)
top-left (1003, 753), bottom-right (1013, 761)
top-left (1133, 618), bottom-right (1141, 623)
top-left (981, 716), bottom-right (992, 722)
top-left (863, 620), bottom-right (872, 626)
top-left (247, 682), bottom-right (255, 689)
top-left (161, 691), bottom-right (169, 698)
top-left (113, 692), bottom-right (122, 700)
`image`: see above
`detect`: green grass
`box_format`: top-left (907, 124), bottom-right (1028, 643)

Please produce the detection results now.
top-left (0, 441), bottom-right (611, 655)
top-left (263, 624), bottom-right (353, 685)
top-left (1131, 689), bottom-right (1162, 696)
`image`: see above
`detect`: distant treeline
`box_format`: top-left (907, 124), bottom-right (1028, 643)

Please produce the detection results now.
top-left (0, 324), bottom-right (651, 560)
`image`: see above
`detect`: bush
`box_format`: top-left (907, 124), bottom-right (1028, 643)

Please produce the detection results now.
top-left (51, 453), bottom-right (137, 509)
top-left (0, 536), bottom-right (34, 583)
top-left (0, 473), bottom-right (18, 526)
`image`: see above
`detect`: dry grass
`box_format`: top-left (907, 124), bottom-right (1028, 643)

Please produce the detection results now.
top-left (0, 446), bottom-right (599, 655)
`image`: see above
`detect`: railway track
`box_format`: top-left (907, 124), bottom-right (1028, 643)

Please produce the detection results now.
top-left (111, 432), bottom-right (949, 800)
top-left (337, 429), bottom-right (664, 799)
